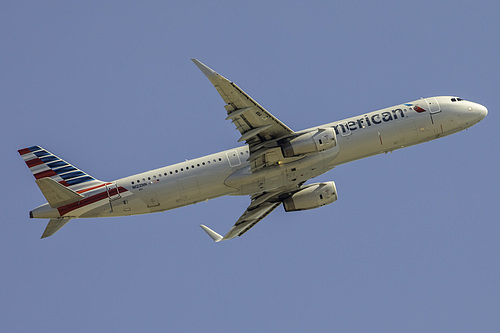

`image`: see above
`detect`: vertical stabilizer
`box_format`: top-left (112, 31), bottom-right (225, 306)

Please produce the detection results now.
top-left (18, 146), bottom-right (105, 193)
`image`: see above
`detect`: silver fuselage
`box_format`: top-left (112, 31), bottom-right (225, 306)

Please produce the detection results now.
top-left (31, 96), bottom-right (487, 219)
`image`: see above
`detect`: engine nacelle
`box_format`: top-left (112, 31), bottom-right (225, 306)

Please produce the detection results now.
top-left (282, 181), bottom-right (338, 212)
top-left (280, 128), bottom-right (336, 158)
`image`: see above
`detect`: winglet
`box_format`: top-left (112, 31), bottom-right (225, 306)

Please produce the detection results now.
top-left (200, 224), bottom-right (223, 242)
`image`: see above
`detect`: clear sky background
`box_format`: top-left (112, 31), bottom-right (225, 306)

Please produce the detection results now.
top-left (1, 1), bottom-right (499, 332)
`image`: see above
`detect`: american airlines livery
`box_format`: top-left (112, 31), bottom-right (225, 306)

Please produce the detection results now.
top-left (19, 59), bottom-right (488, 241)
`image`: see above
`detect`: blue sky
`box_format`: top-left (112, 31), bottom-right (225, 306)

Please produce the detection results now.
top-left (1, 1), bottom-right (499, 332)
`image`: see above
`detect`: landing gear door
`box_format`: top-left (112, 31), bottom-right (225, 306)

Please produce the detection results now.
top-left (425, 97), bottom-right (441, 114)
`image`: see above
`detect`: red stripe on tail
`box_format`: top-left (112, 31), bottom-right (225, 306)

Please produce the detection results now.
top-left (26, 158), bottom-right (44, 168)
top-left (34, 169), bottom-right (58, 180)
top-left (18, 148), bottom-right (31, 155)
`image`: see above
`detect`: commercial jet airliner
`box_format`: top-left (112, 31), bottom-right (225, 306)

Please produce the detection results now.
top-left (19, 59), bottom-right (488, 241)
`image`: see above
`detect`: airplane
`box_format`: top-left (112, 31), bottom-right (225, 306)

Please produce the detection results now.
top-left (18, 59), bottom-right (488, 241)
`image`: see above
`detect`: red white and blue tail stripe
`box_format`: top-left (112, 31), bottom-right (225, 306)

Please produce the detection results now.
top-left (18, 146), bottom-right (105, 192)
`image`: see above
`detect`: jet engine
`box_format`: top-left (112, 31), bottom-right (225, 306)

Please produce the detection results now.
top-left (280, 128), bottom-right (336, 158)
top-left (282, 181), bottom-right (337, 212)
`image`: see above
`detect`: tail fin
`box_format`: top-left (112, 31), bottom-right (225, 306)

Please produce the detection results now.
top-left (18, 146), bottom-right (105, 193)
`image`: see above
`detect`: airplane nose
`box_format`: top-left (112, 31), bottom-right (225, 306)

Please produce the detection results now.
top-left (477, 104), bottom-right (488, 121)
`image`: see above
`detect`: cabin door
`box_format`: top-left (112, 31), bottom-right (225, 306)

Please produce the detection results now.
top-left (106, 182), bottom-right (121, 201)
top-left (105, 182), bottom-right (121, 212)
top-left (425, 97), bottom-right (441, 114)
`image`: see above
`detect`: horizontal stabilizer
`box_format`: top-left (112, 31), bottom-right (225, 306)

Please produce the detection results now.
top-left (200, 225), bottom-right (223, 242)
top-left (41, 218), bottom-right (72, 238)
top-left (36, 177), bottom-right (84, 208)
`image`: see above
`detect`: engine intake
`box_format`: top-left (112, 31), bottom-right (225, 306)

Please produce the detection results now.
top-left (283, 181), bottom-right (337, 212)
top-left (280, 128), bottom-right (336, 158)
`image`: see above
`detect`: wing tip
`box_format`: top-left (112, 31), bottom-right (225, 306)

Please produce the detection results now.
top-left (200, 224), bottom-right (223, 242)
top-left (191, 59), bottom-right (222, 81)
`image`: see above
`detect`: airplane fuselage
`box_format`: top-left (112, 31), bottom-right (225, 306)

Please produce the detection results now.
top-left (30, 96), bottom-right (487, 221)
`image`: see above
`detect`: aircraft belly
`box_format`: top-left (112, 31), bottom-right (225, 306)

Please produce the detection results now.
top-left (79, 201), bottom-right (114, 217)
top-left (144, 170), bottom-right (236, 210)
top-left (225, 153), bottom-right (328, 196)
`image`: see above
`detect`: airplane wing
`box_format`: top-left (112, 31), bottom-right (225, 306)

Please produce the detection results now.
top-left (193, 59), bottom-right (300, 242)
top-left (200, 191), bottom-right (285, 242)
top-left (191, 59), bottom-right (294, 148)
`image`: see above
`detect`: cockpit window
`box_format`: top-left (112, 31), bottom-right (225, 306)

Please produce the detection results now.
top-left (451, 97), bottom-right (464, 102)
